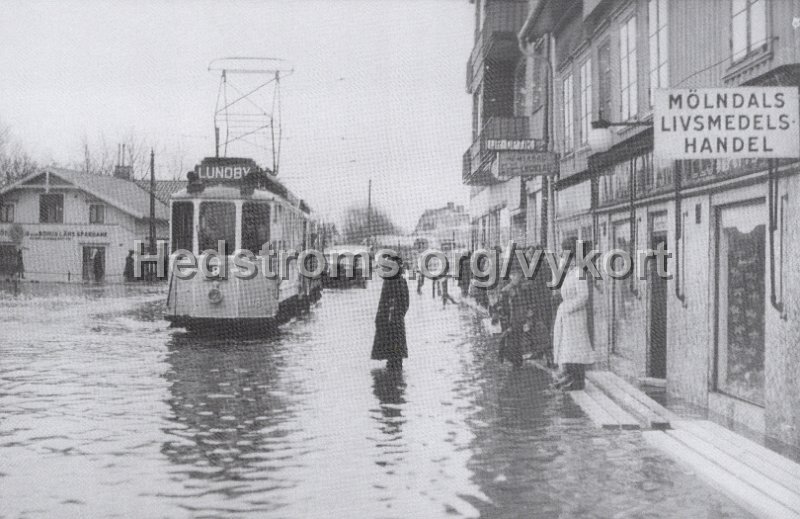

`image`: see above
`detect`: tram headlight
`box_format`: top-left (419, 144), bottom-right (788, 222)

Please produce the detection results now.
top-left (208, 282), bottom-right (224, 304)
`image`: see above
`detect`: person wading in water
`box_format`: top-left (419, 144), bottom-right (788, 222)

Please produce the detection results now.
top-left (371, 255), bottom-right (410, 370)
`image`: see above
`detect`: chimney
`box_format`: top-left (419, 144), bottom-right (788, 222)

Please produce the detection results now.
top-left (113, 165), bottom-right (133, 180)
top-left (113, 143), bottom-right (133, 180)
top-left (447, 201), bottom-right (454, 210)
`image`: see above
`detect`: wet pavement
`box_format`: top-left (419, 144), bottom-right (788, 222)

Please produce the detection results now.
top-left (0, 279), bottom-right (754, 518)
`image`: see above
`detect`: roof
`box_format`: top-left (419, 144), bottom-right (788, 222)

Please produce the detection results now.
top-left (135, 180), bottom-right (187, 205)
top-left (0, 168), bottom-right (170, 221)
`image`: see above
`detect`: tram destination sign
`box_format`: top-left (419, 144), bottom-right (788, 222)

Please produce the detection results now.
top-left (194, 157), bottom-right (260, 182)
top-left (654, 87), bottom-right (800, 159)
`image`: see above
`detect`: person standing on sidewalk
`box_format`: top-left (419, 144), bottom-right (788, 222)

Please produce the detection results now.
top-left (371, 255), bottom-right (410, 371)
top-left (552, 237), bottom-right (594, 390)
top-left (498, 260), bottom-right (533, 368)
top-left (525, 245), bottom-right (555, 365)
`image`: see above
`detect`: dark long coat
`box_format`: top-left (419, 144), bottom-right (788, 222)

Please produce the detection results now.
top-left (371, 276), bottom-right (409, 360)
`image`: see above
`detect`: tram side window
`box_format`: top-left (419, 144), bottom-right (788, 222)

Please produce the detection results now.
top-left (242, 202), bottom-right (270, 254)
top-left (199, 202), bottom-right (236, 255)
top-left (171, 202), bottom-right (194, 253)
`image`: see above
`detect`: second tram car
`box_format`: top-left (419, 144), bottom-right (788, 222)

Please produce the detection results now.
top-left (165, 157), bottom-right (323, 332)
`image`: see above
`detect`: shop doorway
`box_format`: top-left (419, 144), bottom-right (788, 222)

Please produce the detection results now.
top-left (0, 245), bottom-right (17, 277)
top-left (82, 246), bottom-right (105, 282)
top-left (648, 231), bottom-right (668, 379)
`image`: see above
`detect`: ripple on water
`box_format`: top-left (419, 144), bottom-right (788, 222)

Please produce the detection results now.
top-left (0, 281), bottom-right (753, 518)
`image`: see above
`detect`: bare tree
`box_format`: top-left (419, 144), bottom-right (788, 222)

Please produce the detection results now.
top-left (0, 121), bottom-right (37, 186)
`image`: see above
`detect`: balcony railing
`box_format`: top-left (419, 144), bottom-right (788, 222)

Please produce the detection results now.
top-left (465, 1), bottom-right (528, 93)
top-left (463, 116), bottom-right (531, 184)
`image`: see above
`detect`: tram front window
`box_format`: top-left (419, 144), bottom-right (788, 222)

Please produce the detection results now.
top-left (171, 202), bottom-right (194, 253)
top-left (199, 202), bottom-right (236, 255)
top-left (242, 202), bottom-right (270, 254)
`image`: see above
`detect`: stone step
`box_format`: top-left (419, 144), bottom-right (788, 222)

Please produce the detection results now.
top-left (587, 370), bottom-right (677, 427)
top-left (666, 428), bottom-right (800, 515)
top-left (643, 430), bottom-right (800, 519)
top-left (568, 381), bottom-right (641, 430)
top-left (674, 420), bottom-right (800, 497)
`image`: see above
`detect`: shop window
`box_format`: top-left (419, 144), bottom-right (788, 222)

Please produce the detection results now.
top-left (39, 193), bottom-right (63, 223)
top-left (171, 202), bottom-right (194, 253)
top-left (731, 0), bottom-right (767, 63)
top-left (0, 203), bottom-right (14, 223)
top-left (619, 16), bottom-right (638, 120)
top-left (199, 202), bottom-right (236, 255)
top-left (241, 202), bottom-right (271, 255)
top-left (89, 204), bottom-right (105, 224)
top-left (715, 202), bottom-right (766, 406)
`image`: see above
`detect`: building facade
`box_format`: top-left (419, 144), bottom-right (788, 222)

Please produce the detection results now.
top-left (0, 168), bottom-right (172, 282)
top-left (412, 201), bottom-right (471, 250)
top-left (464, 0), bottom-right (556, 251)
top-left (519, 0), bottom-right (800, 451)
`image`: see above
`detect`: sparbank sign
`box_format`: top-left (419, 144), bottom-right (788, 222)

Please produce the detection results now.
top-left (654, 87), bottom-right (800, 160)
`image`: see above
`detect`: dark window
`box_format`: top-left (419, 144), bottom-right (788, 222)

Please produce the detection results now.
top-left (0, 203), bottom-right (14, 223)
top-left (242, 202), bottom-right (270, 254)
top-left (171, 202), bottom-right (194, 253)
top-left (39, 194), bottom-right (63, 223)
top-left (199, 202), bottom-right (236, 255)
top-left (597, 41), bottom-right (612, 120)
top-left (89, 204), bottom-right (105, 224)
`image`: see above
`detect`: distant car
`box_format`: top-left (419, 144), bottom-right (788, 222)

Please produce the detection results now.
top-left (322, 244), bottom-right (370, 288)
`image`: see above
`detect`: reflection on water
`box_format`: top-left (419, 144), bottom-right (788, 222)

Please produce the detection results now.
top-left (0, 282), bottom-right (753, 518)
top-left (370, 368), bottom-right (407, 467)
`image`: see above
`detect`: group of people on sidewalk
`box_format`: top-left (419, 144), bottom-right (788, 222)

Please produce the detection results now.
top-left (370, 238), bottom-right (595, 391)
top-left (484, 237), bottom-right (594, 390)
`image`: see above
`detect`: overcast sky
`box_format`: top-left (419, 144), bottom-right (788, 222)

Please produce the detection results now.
top-left (0, 0), bottom-right (473, 231)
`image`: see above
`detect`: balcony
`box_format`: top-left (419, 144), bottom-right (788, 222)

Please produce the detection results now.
top-left (466, 1), bottom-right (528, 94)
top-left (463, 116), bottom-right (547, 185)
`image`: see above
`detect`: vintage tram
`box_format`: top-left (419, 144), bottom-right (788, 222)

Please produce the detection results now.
top-left (165, 157), bottom-right (323, 332)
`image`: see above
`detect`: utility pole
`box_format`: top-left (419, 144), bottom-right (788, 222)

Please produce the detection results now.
top-left (366, 178), bottom-right (372, 247)
top-left (149, 149), bottom-right (156, 258)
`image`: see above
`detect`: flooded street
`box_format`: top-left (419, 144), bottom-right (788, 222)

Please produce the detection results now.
top-left (0, 280), bottom-right (752, 518)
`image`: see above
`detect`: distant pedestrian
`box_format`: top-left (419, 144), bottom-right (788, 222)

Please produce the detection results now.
top-left (457, 253), bottom-right (471, 297)
top-left (372, 255), bottom-right (410, 370)
top-left (441, 276), bottom-right (457, 307)
top-left (124, 250), bottom-right (135, 282)
top-left (552, 237), bottom-right (594, 390)
top-left (15, 248), bottom-right (24, 280)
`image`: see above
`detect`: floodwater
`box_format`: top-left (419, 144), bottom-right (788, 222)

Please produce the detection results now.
top-left (0, 279), bottom-right (752, 518)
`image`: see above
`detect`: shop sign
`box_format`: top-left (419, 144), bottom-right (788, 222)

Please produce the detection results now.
top-left (494, 151), bottom-right (559, 178)
top-left (485, 139), bottom-right (546, 152)
top-left (0, 227), bottom-right (109, 241)
top-left (655, 87), bottom-right (800, 159)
